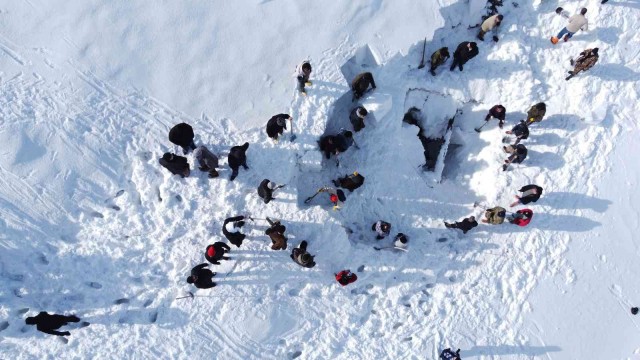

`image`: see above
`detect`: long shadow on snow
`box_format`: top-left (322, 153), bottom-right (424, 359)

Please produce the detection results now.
top-left (464, 344), bottom-right (562, 357)
top-left (545, 192), bottom-right (612, 212)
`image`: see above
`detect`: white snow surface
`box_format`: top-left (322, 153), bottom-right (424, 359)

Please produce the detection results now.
top-left (1, 1), bottom-right (639, 359)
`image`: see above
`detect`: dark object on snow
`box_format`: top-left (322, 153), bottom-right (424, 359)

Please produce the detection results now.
top-left (335, 130), bottom-right (354, 152)
top-left (296, 61), bottom-right (312, 94)
top-left (333, 171), bottom-right (365, 192)
top-left (440, 348), bottom-right (462, 360)
top-left (444, 216), bottom-right (478, 234)
top-left (169, 123), bottom-right (196, 154)
top-left (503, 144), bottom-right (528, 170)
top-left (450, 42), bottom-right (479, 72)
top-left (349, 106), bottom-right (368, 132)
top-left (509, 209), bottom-right (533, 227)
top-left (506, 120), bottom-right (529, 145)
top-left (632, 307), bottom-right (639, 315)
top-left (372, 220), bottom-right (391, 240)
top-left (265, 217), bottom-right (287, 250)
top-left (351, 72), bottom-right (376, 101)
top-left (566, 48), bottom-right (599, 80)
top-left (222, 215), bottom-right (246, 247)
top-left (290, 240), bottom-right (316, 268)
top-left (194, 146), bottom-right (219, 178)
top-left (25, 312), bottom-right (81, 336)
top-left (258, 179), bottom-right (278, 204)
top-left (484, 104), bottom-right (506, 128)
top-left (525, 102), bottom-right (547, 125)
top-left (159, 152), bottom-right (190, 178)
top-left (319, 135), bottom-right (339, 159)
top-left (430, 47), bottom-right (450, 75)
top-left (511, 184), bottom-right (543, 206)
top-left (228, 142), bottom-right (250, 181)
top-left (266, 114), bottom-right (290, 141)
top-left (186, 263), bottom-right (216, 289)
top-left (335, 270), bottom-right (358, 286)
top-left (205, 242), bottom-right (231, 265)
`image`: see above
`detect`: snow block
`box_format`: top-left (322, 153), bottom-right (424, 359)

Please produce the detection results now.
top-left (359, 92), bottom-right (392, 125)
top-left (298, 150), bottom-right (323, 172)
top-left (340, 45), bottom-right (380, 85)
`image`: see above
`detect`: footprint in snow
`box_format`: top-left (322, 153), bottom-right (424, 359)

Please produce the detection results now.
top-left (79, 321), bottom-right (90, 328)
top-left (365, 284), bottom-right (373, 290)
top-left (58, 336), bottom-right (69, 344)
top-left (149, 311), bottom-right (158, 323)
top-left (403, 336), bottom-right (413, 342)
top-left (290, 350), bottom-right (302, 359)
top-left (357, 265), bottom-right (365, 272)
top-left (143, 299), bottom-right (153, 308)
top-left (175, 194), bottom-right (182, 202)
top-left (393, 322), bottom-right (403, 329)
top-left (7, 274), bottom-right (24, 281)
top-left (87, 282), bottom-right (102, 289)
top-left (111, 205), bottom-right (121, 211)
top-left (16, 308), bottom-right (29, 315)
top-left (115, 189), bottom-right (125, 197)
top-left (114, 298), bottom-right (130, 305)
top-left (437, 237), bottom-right (448, 243)
top-left (38, 254), bottom-right (49, 265)
top-left (448, 275), bottom-right (456, 283)
top-left (425, 283), bottom-right (435, 288)
top-left (288, 288), bottom-right (299, 297)
top-left (90, 211), bottom-right (104, 218)
top-left (0, 321), bottom-right (9, 332)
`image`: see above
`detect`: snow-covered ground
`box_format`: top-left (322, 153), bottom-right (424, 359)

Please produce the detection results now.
top-left (1, 0), bottom-right (639, 359)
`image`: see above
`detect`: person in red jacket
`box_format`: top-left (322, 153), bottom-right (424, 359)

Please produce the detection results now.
top-left (204, 242), bottom-right (231, 265)
top-left (335, 270), bottom-right (358, 286)
top-left (509, 209), bottom-right (533, 226)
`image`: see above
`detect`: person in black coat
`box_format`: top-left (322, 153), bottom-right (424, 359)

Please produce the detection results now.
top-left (505, 120), bottom-right (529, 145)
top-left (510, 184), bottom-right (543, 207)
top-left (169, 123), bottom-right (196, 154)
top-left (228, 142), bottom-right (249, 181)
top-left (484, 104), bottom-right (506, 129)
top-left (349, 106), bottom-right (368, 132)
top-left (334, 130), bottom-right (354, 153)
top-left (290, 240), bottom-right (316, 268)
top-left (450, 42), bottom-right (479, 72)
top-left (205, 242), bottom-right (231, 265)
top-left (194, 145), bottom-right (219, 178)
top-left (351, 72), bottom-right (377, 101)
top-left (319, 135), bottom-right (339, 159)
top-left (25, 312), bottom-right (81, 336)
top-left (186, 263), bottom-right (216, 289)
top-left (266, 114), bottom-right (291, 141)
top-left (440, 348), bottom-right (462, 360)
top-left (444, 216), bottom-right (478, 234)
top-left (333, 171), bottom-right (365, 192)
top-left (503, 144), bottom-right (528, 171)
top-left (159, 152), bottom-right (190, 178)
top-left (258, 179), bottom-right (281, 204)
top-left (222, 215), bottom-right (246, 247)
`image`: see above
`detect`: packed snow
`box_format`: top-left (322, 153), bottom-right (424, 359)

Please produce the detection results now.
top-left (1, 0), bottom-right (639, 359)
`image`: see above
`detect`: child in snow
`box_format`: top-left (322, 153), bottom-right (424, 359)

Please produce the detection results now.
top-left (186, 263), bottom-right (216, 289)
top-left (551, 7), bottom-right (588, 44)
top-left (450, 42), bottom-right (478, 72)
top-left (502, 144), bottom-right (527, 171)
top-left (477, 14), bottom-right (503, 42)
top-left (482, 206), bottom-right (507, 224)
top-left (440, 348), bottom-right (462, 360)
top-left (525, 102), bottom-right (546, 125)
top-left (265, 217), bottom-right (287, 250)
top-left (228, 142), bottom-right (250, 181)
top-left (444, 216), bottom-right (478, 234)
top-left (429, 47), bottom-right (450, 76)
top-left (290, 241), bottom-right (316, 268)
top-left (510, 185), bottom-right (543, 207)
top-left (333, 171), bottom-right (365, 192)
top-left (159, 152), bottom-right (190, 178)
top-left (194, 145), bottom-right (219, 178)
top-left (222, 215), bottom-right (246, 247)
top-left (372, 220), bottom-right (391, 240)
top-left (335, 270), bottom-right (358, 286)
top-left (394, 233), bottom-right (409, 249)
top-left (257, 179), bottom-right (282, 204)
top-left (265, 114), bottom-right (291, 142)
top-left (169, 123), bottom-right (196, 154)
top-left (351, 72), bottom-right (376, 101)
top-left (484, 105), bottom-right (506, 129)
top-left (566, 48), bottom-right (599, 81)
top-left (204, 242), bottom-right (231, 265)
top-left (505, 120), bottom-right (529, 145)
top-left (296, 61), bottom-right (312, 95)
top-left (349, 106), bottom-right (368, 132)
top-left (25, 312), bottom-right (81, 336)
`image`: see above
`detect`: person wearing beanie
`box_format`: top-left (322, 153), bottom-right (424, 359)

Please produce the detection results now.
top-left (503, 143), bottom-right (528, 171)
top-left (504, 120), bottom-right (529, 145)
top-left (186, 263), bottom-right (216, 289)
top-left (335, 270), bottom-right (358, 286)
top-left (266, 114), bottom-right (292, 142)
top-left (551, 7), bottom-right (588, 44)
top-left (159, 152), bottom-right (190, 178)
top-left (351, 72), bottom-right (377, 101)
top-left (394, 233), bottom-right (409, 249)
top-left (204, 242), bottom-right (231, 265)
top-left (484, 104), bottom-right (507, 129)
top-left (290, 240), bottom-right (316, 268)
top-left (193, 145), bottom-right (220, 178)
top-left (349, 106), bottom-right (368, 132)
top-left (440, 348), bottom-right (462, 360)
top-left (25, 312), bottom-right (81, 336)
top-left (450, 41), bottom-right (479, 72)
top-left (429, 47), bottom-right (450, 76)
top-left (296, 61), bottom-right (312, 95)
top-left (372, 220), bottom-right (391, 240)
top-left (510, 184), bottom-right (543, 207)
top-left (265, 217), bottom-right (288, 250)
top-left (444, 216), bottom-right (478, 234)
top-left (228, 142), bottom-right (250, 181)
top-left (478, 13), bottom-right (504, 42)
top-left (222, 215), bottom-right (247, 247)
top-left (525, 102), bottom-right (547, 125)
top-left (257, 179), bottom-right (283, 204)
top-left (168, 123), bottom-right (196, 154)
top-left (333, 171), bottom-right (365, 192)
top-left (566, 48), bottom-right (599, 80)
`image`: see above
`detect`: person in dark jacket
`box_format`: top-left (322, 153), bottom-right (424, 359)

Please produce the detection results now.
top-left (205, 242), bottom-right (231, 265)
top-left (228, 142), bottom-right (249, 181)
top-left (296, 61), bottom-right (312, 95)
top-left (257, 179), bottom-right (281, 204)
top-left (266, 114), bottom-right (292, 142)
top-left (484, 105), bottom-right (506, 129)
top-left (349, 106), bottom-right (368, 132)
top-left (510, 184), bottom-right (543, 207)
top-left (333, 171), bottom-right (365, 192)
top-left (25, 312), bottom-right (81, 336)
top-left (505, 120), bottom-right (529, 145)
top-left (265, 217), bottom-right (287, 250)
top-left (440, 348), bottom-right (462, 360)
top-left (444, 216), bottom-right (478, 234)
top-left (372, 220), bottom-right (391, 240)
top-left (194, 145), bottom-right (219, 178)
top-left (222, 215), bottom-right (246, 247)
top-left (186, 263), bottom-right (216, 289)
top-left (335, 270), bottom-right (358, 286)
top-left (169, 123), bottom-right (196, 154)
top-left (290, 240), bottom-right (316, 268)
top-left (334, 130), bottom-right (354, 153)
top-left (430, 47), bottom-right (450, 76)
top-left (319, 135), bottom-right (339, 159)
top-left (159, 152), bottom-right (190, 178)
top-left (450, 42), bottom-right (479, 72)
top-left (503, 144), bottom-right (528, 171)
top-left (351, 72), bottom-right (377, 101)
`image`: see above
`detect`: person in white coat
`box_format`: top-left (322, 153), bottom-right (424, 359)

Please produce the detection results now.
top-left (552, 7), bottom-right (588, 43)
top-left (477, 14), bottom-right (503, 42)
